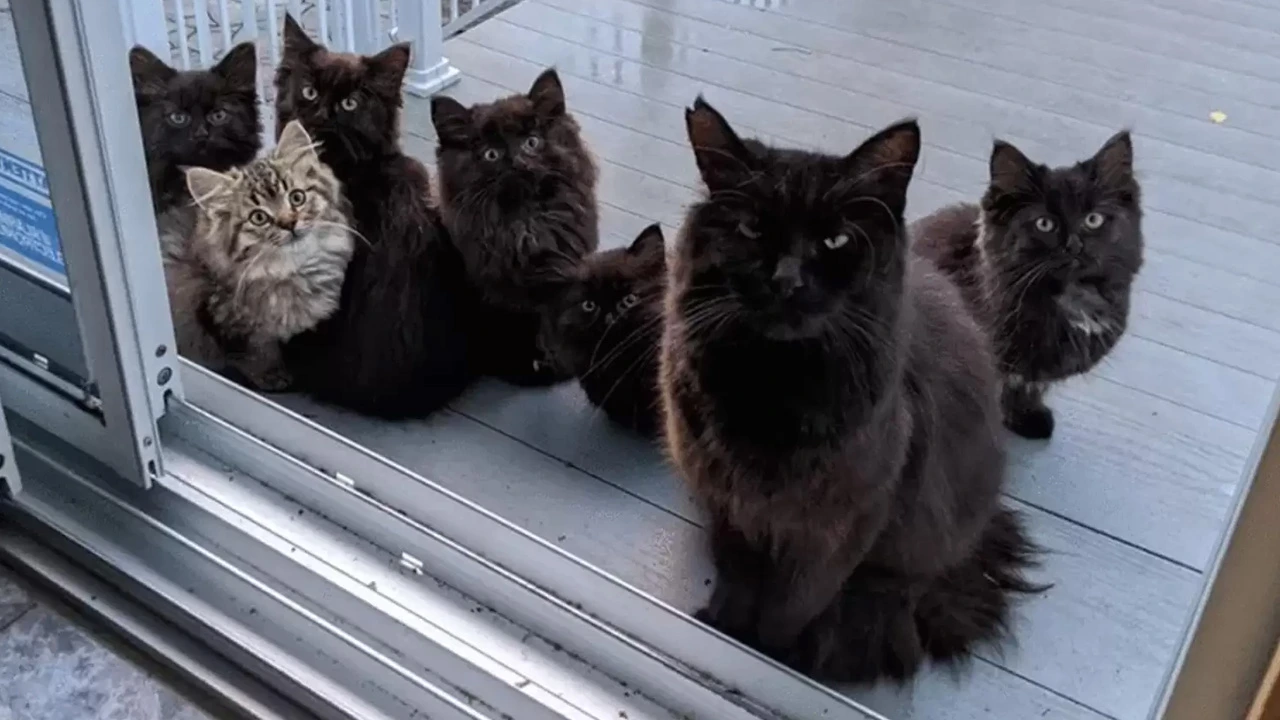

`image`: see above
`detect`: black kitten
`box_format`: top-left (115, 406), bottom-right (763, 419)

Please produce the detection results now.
top-left (913, 133), bottom-right (1143, 439)
top-left (540, 224), bottom-right (666, 436)
top-left (129, 43), bottom-right (261, 213)
top-left (660, 98), bottom-right (1040, 683)
top-left (275, 14), bottom-right (474, 418)
top-left (431, 69), bottom-right (599, 386)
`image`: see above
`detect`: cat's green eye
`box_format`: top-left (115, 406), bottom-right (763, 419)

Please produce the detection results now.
top-left (623, 293), bottom-right (638, 307)
top-left (339, 95), bottom-right (359, 112)
top-left (208, 109), bottom-right (229, 125)
top-left (249, 209), bottom-right (270, 226)
top-left (1083, 212), bottom-right (1106, 230)
top-left (167, 111), bottom-right (190, 127)
top-left (482, 148), bottom-right (502, 162)
top-left (523, 135), bottom-right (541, 152)
top-left (301, 85), bottom-right (318, 101)
top-left (824, 234), bottom-right (850, 250)
top-left (581, 300), bottom-right (598, 313)
top-left (288, 189), bottom-right (307, 207)
top-left (1033, 216), bottom-right (1057, 233)
top-left (737, 222), bottom-right (760, 239)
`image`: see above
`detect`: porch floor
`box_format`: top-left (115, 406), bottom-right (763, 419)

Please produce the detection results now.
top-left (288, 1), bottom-right (1280, 718)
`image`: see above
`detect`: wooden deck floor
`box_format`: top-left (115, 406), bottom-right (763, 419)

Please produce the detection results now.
top-left (283, 1), bottom-right (1280, 718)
top-left (2, 0), bottom-right (1277, 717)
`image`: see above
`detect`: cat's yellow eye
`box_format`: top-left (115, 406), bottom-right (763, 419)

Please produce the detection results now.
top-left (737, 222), bottom-right (760, 239)
top-left (208, 109), bottom-right (229, 125)
top-left (581, 300), bottom-right (598, 313)
top-left (301, 85), bottom-right (318, 101)
top-left (623, 293), bottom-right (638, 307)
top-left (339, 95), bottom-right (359, 112)
top-left (1083, 211), bottom-right (1107, 230)
top-left (824, 234), bottom-right (849, 250)
top-left (482, 148), bottom-right (502, 162)
top-left (523, 135), bottom-right (541, 152)
top-left (249, 209), bottom-right (270, 226)
top-left (288, 189), bottom-right (307, 207)
top-left (167, 111), bottom-right (190, 127)
top-left (1034, 216), bottom-right (1057, 233)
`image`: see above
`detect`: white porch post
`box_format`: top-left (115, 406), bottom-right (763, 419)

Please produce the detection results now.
top-left (117, 0), bottom-right (170, 59)
top-left (399, 0), bottom-right (460, 97)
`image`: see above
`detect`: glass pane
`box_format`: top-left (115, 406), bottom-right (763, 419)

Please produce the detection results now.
top-left (0, 8), bottom-right (87, 391)
top-left (120, 1), bottom-right (1268, 717)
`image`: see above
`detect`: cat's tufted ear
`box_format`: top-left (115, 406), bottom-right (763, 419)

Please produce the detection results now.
top-left (212, 42), bottom-right (257, 92)
top-left (988, 139), bottom-right (1039, 198)
top-left (685, 96), bottom-right (755, 191)
top-left (528, 68), bottom-right (565, 118)
top-left (185, 167), bottom-right (235, 208)
top-left (431, 96), bottom-right (473, 146)
top-left (843, 119), bottom-right (920, 213)
top-left (282, 13), bottom-right (321, 61)
top-left (275, 120), bottom-right (320, 164)
top-left (129, 46), bottom-right (176, 98)
top-left (628, 223), bottom-right (665, 260)
top-left (1090, 130), bottom-right (1134, 191)
top-left (367, 43), bottom-right (411, 96)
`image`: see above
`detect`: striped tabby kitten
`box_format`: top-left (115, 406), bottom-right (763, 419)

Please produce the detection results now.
top-left (159, 120), bottom-right (355, 391)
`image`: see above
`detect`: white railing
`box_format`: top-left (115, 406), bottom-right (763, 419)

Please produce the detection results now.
top-left (117, 0), bottom-right (512, 101)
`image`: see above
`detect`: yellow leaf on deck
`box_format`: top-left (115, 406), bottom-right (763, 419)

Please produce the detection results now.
top-left (1210, 110), bottom-right (1228, 124)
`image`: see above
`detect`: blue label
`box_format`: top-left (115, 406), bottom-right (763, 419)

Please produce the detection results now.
top-left (0, 146), bottom-right (64, 275)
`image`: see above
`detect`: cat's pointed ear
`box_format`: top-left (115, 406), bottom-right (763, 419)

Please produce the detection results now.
top-left (129, 46), bottom-right (176, 97)
top-left (628, 223), bottom-right (665, 260)
top-left (275, 120), bottom-right (320, 164)
top-left (528, 68), bottom-right (566, 118)
top-left (185, 167), bottom-right (235, 208)
top-left (212, 42), bottom-right (257, 91)
top-left (988, 139), bottom-right (1038, 197)
top-left (282, 13), bottom-right (321, 60)
top-left (843, 119), bottom-right (920, 210)
top-left (685, 96), bottom-right (754, 191)
top-left (367, 43), bottom-right (411, 96)
top-left (431, 96), bottom-right (473, 146)
top-left (1090, 130), bottom-right (1134, 189)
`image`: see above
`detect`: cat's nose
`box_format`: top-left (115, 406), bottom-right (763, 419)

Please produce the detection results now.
top-left (194, 124), bottom-right (209, 139)
top-left (772, 257), bottom-right (805, 296)
top-left (1066, 234), bottom-right (1082, 254)
top-left (278, 213), bottom-right (297, 231)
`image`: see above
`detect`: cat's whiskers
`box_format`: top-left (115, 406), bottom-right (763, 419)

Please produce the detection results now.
top-left (303, 218), bottom-right (371, 249)
top-left (589, 343), bottom-right (659, 422)
top-left (580, 312), bottom-right (665, 381)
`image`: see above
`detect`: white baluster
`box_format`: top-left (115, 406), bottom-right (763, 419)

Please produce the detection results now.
top-left (118, 0), bottom-right (171, 57)
top-left (169, 0), bottom-right (191, 68)
top-left (193, 0), bottom-right (213, 66)
top-left (400, 0), bottom-right (460, 96)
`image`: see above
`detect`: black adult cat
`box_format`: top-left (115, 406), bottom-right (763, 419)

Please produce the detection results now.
top-left (129, 43), bottom-right (262, 213)
top-left (275, 14), bottom-right (473, 418)
top-left (913, 133), bottom-right (1142, 439)
top-left (539, 224), bottom-right (666, 436)
top-left (431, 69), bottom-right (599, 386)
top-left (660, 98), bottom-right (1040, 682)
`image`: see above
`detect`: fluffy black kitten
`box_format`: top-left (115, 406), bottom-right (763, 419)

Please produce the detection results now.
top-left (275, 14), bottom-right (474, 418)
top-left (431, 69), bottom-right (599, 386)
top-left (540, 224), bottom-right (666, 436)
top-left (913, 133), bottom-right (1143, 439)
top-left (660, 98), bottom-right (1040, 683)
top-left (129, 43), bottom-right (261, 213)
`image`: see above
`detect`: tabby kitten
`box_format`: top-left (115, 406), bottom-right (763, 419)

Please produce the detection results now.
top-left (431, 69), bottom-right (599, 386)
top-left (660, 99), bottom-right (1039, 682)
top-left (275, 15), bottom-right (475, 418)
top-left (540, 224), bottom-right (666, 437)
top-left (912, 133), bottom-right (1142, 439)
top-left (129, 43), bottom-right (262, 213)
top-left (158, 120), bottom-right (354, 391)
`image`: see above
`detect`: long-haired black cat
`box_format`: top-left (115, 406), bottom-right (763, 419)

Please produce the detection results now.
top-left (539, 224), bottom-right (666, 437)
top-left (431, 69), bottom-right (599, 386)
top-left (913, 134), bottom-right (1143, 439)
top-left (275, 15), bottom-right (473, 418)
top-left (660, 98), bottom-right (1041, 682)
top-left (129, 43), bottom-right (261, 213)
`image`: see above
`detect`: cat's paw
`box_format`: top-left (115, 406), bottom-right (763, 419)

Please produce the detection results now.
top-left (1005, 404), bottom-right (1054, 439)
top-left (247, 366), bottom-right (294, 393)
